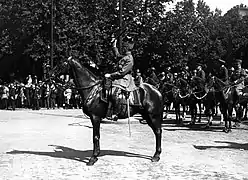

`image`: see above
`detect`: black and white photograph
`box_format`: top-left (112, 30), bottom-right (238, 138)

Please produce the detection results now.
top-left (0, 0), bottom-right (248, 179)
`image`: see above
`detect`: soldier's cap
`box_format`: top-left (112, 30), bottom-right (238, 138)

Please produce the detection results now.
top-left (151, 67), bottom-right (156, 71)
top-left (161, 72), bottom-right (165, 75)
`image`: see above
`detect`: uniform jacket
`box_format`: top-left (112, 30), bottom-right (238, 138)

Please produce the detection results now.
top-left (197, 69), bottom-right (206, 81)
top-left (111, 47), bottom-right (134, 79)
top-left (147, 72), bottom-right (159, 87)
top-left (230, 68), bottom-right (246, 82)
top-left (218, 66), bottom-right (229, 82)
top-left (166, 72), bottom-right (174, 83)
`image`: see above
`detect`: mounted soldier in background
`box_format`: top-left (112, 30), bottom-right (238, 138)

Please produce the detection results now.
top-left (104, 34), bottom-right (140, 121)
top-left (191, 64), bottom-right (206, 92)
top-left (165, 67), bottom-right (174, 84)
top-left (230, 59), bottom-right (247, 97)
top-left (217, 59), bottom-right (229, 85)
top-left (146, 67), bottom-right (160, 88)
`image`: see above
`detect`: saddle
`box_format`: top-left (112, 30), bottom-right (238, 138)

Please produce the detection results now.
top-left (102, 74), bottom-right (142, 106)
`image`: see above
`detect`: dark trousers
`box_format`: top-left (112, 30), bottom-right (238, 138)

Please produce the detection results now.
top-left (9, 98), bottom-right (16, 110)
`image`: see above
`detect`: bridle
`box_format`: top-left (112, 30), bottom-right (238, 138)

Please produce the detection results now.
top-left (48, 58), bottom-right (102, 91)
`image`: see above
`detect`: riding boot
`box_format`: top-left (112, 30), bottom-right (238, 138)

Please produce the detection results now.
top-left (106, 102), bottom-right (113, 119)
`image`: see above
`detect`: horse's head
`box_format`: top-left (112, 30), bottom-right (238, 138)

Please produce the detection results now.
top-left (48, 57), bottom-right (71, 78)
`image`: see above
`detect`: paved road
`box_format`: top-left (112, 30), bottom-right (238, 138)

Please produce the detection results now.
top-left (0, 109), bottom-right (248, 180)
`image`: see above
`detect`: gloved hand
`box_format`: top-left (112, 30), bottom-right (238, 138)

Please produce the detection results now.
top-left (105, 73), bottom-right (111, 78)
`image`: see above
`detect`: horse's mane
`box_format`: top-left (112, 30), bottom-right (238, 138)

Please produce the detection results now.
top-left (72, 59), bottom-right (103, 79)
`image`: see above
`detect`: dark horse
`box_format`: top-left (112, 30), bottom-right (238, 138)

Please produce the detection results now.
top-left (172, 78), bottom-right (191, 124)
top-left (189, 77), bottom-right (208, 124)
top-left (208, 76), bottom-right (239, 132)
top-left (159, 81), bottom-right (174, 119)
top-left (50, 57), bottom-right (163, 165)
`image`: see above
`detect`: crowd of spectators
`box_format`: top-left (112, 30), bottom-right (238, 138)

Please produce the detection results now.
top-left (0, 75), bottom-right (82, 110)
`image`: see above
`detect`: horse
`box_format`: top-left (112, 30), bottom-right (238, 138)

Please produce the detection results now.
top-left (202, 76), bottom-right (221, 128)
top-left (49, 57), bottom-right (164, 165)
top-left (189, 76), bottom-right (208, 124)
top-left (172, 78), bottom-right (191, 124)
top-left (159, 81), bottom-right (174, 119)
top-left (209, 76), bottom-right (239, 132)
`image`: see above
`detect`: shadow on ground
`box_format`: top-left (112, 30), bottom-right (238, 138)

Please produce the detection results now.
top-left (6, 145), bottom-right (152, 164)
top-left (29, 112), bottom-right (88, 119)
top-left (193, 141), bottom-right (248, 150)
top-left (162, 119), bottom-right (225, 132)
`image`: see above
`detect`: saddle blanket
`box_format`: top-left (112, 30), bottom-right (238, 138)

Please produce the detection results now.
top-left (112, 74), bottom-right (139, 92)
top-left (111, 86), bottom-right (142, 106)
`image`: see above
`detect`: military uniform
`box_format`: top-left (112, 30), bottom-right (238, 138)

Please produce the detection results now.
top-left (147, 69), bottom-right (160, 87)
top-left (108, 36), bottom-right (134, 81)
top-left (197, 68), bottom-right (206, 82)
top-left (193, 65), bottom-right (206, 90)
top-left (104, 35), bottom-right (135, 121)
top-left (219, 65), bottom-right (229, 84)
top-left (230, 65), bottom-right (246, 95)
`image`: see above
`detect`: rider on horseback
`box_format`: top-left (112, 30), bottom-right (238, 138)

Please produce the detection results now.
top-left (217, 59), bottom-right (229, 85)
top-left (192, 64), bottom-right (206, 91)
top-left (230, 59), bottom-right (247, 96)
top-left (105, 35), bottom-right (134, 80)
top-left (104, 34), bottom-right (135, 121)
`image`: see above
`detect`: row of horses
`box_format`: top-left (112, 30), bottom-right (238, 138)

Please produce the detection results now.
top-left (158, 76), bottom-right (246, 133)
top-left (49, 57), bottom-right (246, 165)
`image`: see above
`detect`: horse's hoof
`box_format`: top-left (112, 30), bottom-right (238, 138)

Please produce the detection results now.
top-left (223, 128), bottom-right (229, 133)
top-left (209, 122), bottom-right (212, 126)
top-left (151, 156), bottom-right (160, 162)
top-left (189, 121), bottom-right (195, 126)
top-left (220, 122), bottom-right (224, 126)
top-left (233, 123), bottom-right (240, 128)
top-left (112, 115), bottom-right (118, 121)
top-left (86, 157), bottom-right (98, 166)
top-left (228, 129), bottom-right (232, 133)
top-left (204, 125), bottom-right (210, 129)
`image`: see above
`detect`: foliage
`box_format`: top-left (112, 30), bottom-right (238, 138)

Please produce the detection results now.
top-left (0, 0), bottom-right (248, 80)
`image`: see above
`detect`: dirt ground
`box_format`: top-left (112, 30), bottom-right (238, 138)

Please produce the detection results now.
top-left (0, 109), bottom-right (248, 180)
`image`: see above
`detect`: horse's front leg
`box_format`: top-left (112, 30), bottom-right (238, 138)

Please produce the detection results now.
top-left (87, 115), bottom-right (101, 166)
top-left (182, 103), bottom-right (186, 121)
top-left (198, 101), bottom-right (202, 123)
top-left (224, 105), bottom-right (233, 133)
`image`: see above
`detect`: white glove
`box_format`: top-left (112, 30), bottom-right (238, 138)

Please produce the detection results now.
top-left (68, 56), bottom-right (72, 60)
top-left (105, 73), bottom-right (111, 78)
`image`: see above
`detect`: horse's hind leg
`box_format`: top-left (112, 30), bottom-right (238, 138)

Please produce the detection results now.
top-left (87, 116), bottom-right (101, 166)
top-left (142, 113), bottom-right (162, 162)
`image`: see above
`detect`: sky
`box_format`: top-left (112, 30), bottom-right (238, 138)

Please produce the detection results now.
top-left (203, 0), bottom-right (248, 14)
top-left (169, 0), bottom-right (248, 14)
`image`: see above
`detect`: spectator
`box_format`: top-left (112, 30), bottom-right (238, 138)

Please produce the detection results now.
top-left (64, 87), bottom-right (72, 109)
top-left (1, 83), bottom-right (9, 109)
